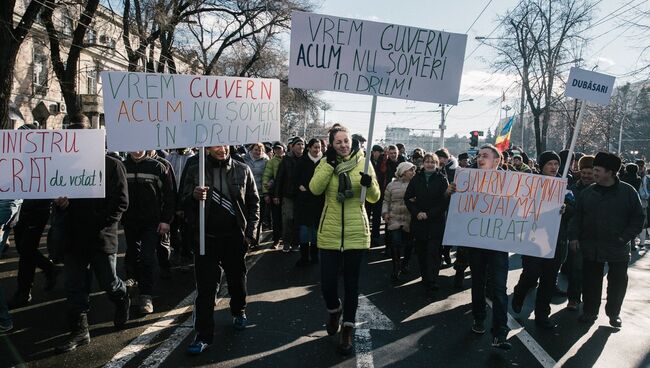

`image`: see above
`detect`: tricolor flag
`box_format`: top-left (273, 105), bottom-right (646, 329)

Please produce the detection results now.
top-left (494, 116), bottom-right (514, 152)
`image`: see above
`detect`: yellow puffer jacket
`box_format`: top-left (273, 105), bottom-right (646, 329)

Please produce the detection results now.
top-left (309, 152), bottom-right (380, 251)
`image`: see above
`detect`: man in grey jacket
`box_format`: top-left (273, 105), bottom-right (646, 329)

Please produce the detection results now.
top-left (568, 152), bottom-right (644, 328)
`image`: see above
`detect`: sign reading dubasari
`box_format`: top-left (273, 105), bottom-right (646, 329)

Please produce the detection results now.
top-left (0, 129), bottom-right (106, 199)
top-left (289, 11), bottom-right (467, 104)
top-left (565, 67), bottom-right (616, 106)
top-left (101, 72), bottom-right (281, 151)
top-left (443, 169), bottom-right (567, 258)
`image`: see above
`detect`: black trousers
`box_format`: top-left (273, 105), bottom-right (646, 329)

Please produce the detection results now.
top-left (15, 210), bottom-right (53, 293)
top-left (270, 202), bottom-right (282, 243)
top-left (582, 258), bottom-right (628, 317)
top-left (512, 255), bottom-right (562, 320)
top-left (193, 234), bottom-right (248, 343)
top-left (415, 238), bottom-right (440, 286)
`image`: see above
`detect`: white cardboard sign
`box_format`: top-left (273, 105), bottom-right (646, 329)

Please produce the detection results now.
top-left (443, 169), bottom-right (566, 258)
top-left (101, 72), bottom-right (281, 151)
top-left (565, 67), bottom-right (615, 106)
top-left (0, 129), bottom-right (106, 199)
top-left (288, 11), bottom-right (467, 104)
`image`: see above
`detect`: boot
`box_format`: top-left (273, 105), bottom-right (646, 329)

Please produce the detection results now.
top-left (338, 322), bottom-right (354, 355)
top-left (326, 302), bottom-right (342, 336)
top-left (453, 269), bottom-right (464, 289)
top-left (56, 313), bottom-right (90, 353)
top-left (309, 244), bottom-right (319, 264)
top-left (391, 248), bottom-right (402, 282)
top-left (296, 244), bottom-right (309, 267)
top-left (114, 294), bottom-right (131, 327)
top-left (9, 289), bottom-right (32, 309)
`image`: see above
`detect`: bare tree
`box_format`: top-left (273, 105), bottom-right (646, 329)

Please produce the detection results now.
top-left (489, 0), bottom-right (595, 155)
top-left (42, 0), bottom-right (100, 118)
top-left (0, 1), bottom-right (45, 129)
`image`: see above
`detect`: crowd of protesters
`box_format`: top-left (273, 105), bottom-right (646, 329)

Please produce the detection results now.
top-left (0, 114), bottom-right (648, 356)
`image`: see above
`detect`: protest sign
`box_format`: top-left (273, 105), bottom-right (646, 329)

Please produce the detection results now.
top-left (443, 169), bottom-right (567, 258)
top-left (0, 129), bottom-right (106, 199)
top-left (101, 72), bottom-right (281, 151)
top-left (565, 67), bottom-right (615, 106)
top-left (288, 11), bottom-right (467, 104)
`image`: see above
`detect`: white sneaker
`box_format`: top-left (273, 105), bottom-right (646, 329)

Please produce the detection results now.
top-left (139, 295), bottom-right (153, 314)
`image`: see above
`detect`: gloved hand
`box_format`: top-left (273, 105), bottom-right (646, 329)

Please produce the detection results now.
top-left (326, 147), bottom-right (338, 168)
top-left (359, 172), bottom-right (372, 187)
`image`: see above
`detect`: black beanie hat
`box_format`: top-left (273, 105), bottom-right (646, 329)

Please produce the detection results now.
top-left (371, 145), bottom-right (384, 153)
top-left (594, 152), bottom-right (622, 174)
top-left (538, 151), bottom-right (561, 169)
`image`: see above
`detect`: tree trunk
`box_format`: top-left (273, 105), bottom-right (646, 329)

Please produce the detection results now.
top-left (533, 113), bottom-right (542, 156)
top-left (0, 49), bottom-right (19, 129)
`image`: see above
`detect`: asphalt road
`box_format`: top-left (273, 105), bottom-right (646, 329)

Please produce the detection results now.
top-left (1, 230), bottom-right (649, 368)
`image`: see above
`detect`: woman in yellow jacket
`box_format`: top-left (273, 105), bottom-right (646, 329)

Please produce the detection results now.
top-left (309, 124), bottom-right (380, 355)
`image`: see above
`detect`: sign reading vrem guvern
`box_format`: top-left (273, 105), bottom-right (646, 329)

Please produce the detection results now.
top-left (443, 169), bottom-right (567, 258)
top-left (0, 129), bottom-right (106, 199)
top-left (289, 11), bottom-right (467, 104)
top-left (101, 72), bottom-right (280, 151)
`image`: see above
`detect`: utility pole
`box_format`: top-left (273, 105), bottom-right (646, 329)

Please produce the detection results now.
top-left (439, 104), bottom-right (446, 148)
top-left (520, 83), bottom-right (525, 149)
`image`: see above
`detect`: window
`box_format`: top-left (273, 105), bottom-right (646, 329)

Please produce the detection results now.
top-left (61, 13), bottom-right (73, 36)
top-left (85, 28), bottom-right (96, 44)
top-left (87, 67), bottom-right (97, 95)
top-left (32, 49), bottom-right (48, 94)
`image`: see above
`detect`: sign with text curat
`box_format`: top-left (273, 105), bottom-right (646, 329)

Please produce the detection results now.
top-left (443, 169), bottom-right (567, 258)
top-left (288, 11), bottom-right (467, 104)
top-left (0, 129), bottom-right (106, 199)
top-left (101, 72), bottom-right (281, 151)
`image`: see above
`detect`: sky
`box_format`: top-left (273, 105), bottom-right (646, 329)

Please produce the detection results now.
top-left (301, 0), bottom-right (649, 143)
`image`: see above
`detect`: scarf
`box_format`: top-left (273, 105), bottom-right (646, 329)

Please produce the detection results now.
top-left (335, 150), bottom-right (363, 202)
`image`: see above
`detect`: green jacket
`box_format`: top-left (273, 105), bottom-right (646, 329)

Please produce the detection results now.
top-left (309, 153), bottom-right (380, 251)
top-left (262, 155), bottom-right (283, 195)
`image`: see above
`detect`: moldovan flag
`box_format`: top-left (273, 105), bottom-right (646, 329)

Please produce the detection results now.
top-left (495, 116), bottom-right (514, 152)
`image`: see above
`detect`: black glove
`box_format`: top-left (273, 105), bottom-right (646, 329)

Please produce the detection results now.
top-left (326, 147), bottom-right (338, 168)
top-left (359, 172), bottom-right (372, 187)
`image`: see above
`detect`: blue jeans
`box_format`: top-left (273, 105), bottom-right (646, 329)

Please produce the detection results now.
top-left (299, 225), bottom-right (317, 244)
top-left (0, 200), bottom-right (21, 254)
top-left (469, 248), bottom-right (509, 338)
top-left (124, 226), bottom-right (160, 295)
top-left (64, 252), bottom-right (127, 315)
top-left (320, 249), bottom-right (365, 323)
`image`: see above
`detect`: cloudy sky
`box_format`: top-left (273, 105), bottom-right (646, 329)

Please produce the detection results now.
top-left (301, 0), bottom-right (648, 143)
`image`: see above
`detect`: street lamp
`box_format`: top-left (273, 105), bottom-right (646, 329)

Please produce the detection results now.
top-left (439, 98), bottom-right (474, 148)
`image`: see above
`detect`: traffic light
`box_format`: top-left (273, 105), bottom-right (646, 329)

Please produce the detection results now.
top-left (469, 130), bottom-right (479, 147)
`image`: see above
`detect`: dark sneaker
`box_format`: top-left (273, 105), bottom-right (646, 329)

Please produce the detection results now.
top-left (187, 339), bottom-right (210, 355)
top-left (233, 314), bottom-right (248, 331)
top-left (608, 316), bottom-right (622, 328)
top-left (0, 320), bottom-right (13, 333)
top-left (535, 318), bottom-right (558, 330)
top-left (282, 243), bottom-right (291, 253)
top-left (566, 300), bottom-right (579, 311)
top-left (492, 336), bottom-right (512, 350)
top-left (578, 313), bottom-right (598, 324)
top-left (511, 297), bottom-right (523, 314)
top-left (472, 320), bottom-right (486, 334)
top-left (9, 291), bottom-right (32, 309)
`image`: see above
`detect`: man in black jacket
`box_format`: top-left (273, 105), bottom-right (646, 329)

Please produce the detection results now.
top-left (511, 151), bottom-right (572, 330)
top-left (181, 145), bottom-right (259, 355)
top-left (274, 137), bottom-right (304, 252)
top-left (54, 115), bottom-right (130, 353)
top-left (568, 152), bottom-right (644, 328)
top-left (122, 151), bottom-right (175, 314)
